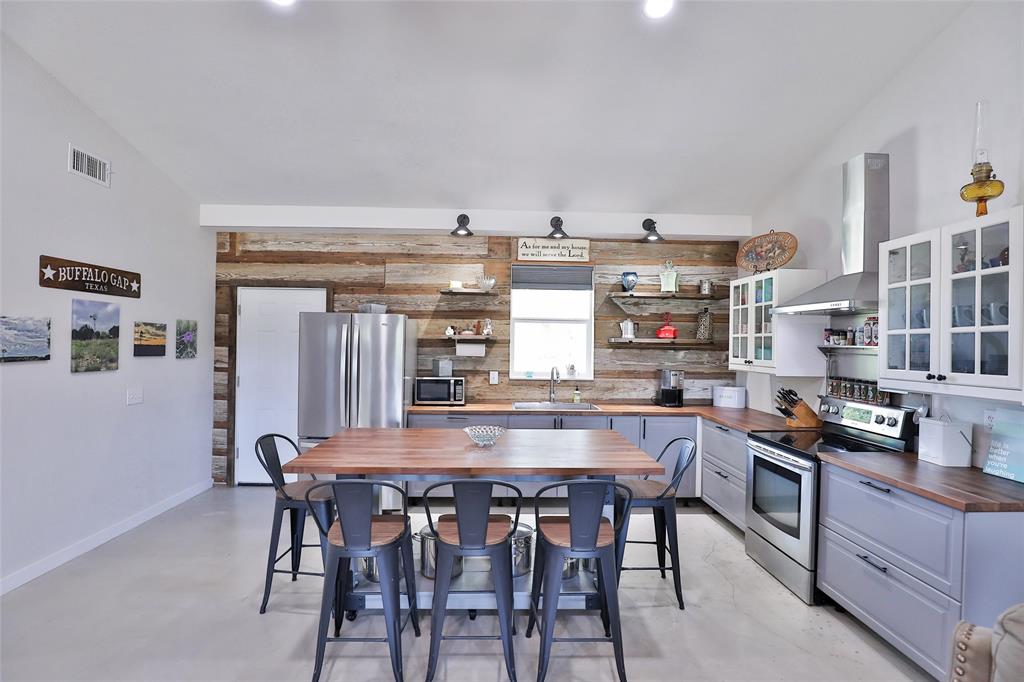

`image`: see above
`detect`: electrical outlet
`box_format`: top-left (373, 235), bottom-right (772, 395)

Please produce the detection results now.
top-left (489, 371), bottom-right (499, 385)
top-left (126, 387), bottom-right (144, 406)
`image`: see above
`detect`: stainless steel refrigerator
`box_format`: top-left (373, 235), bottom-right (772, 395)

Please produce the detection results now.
top-left (297, 313), bottom-right (417, 507)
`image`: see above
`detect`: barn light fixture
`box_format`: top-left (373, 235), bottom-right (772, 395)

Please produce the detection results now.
top-left (640, 218), bottom-right (665, 242)
top-left (547, 216), bottom-right (569, 239)
top-left (451, 214), bottom-right (473, 237)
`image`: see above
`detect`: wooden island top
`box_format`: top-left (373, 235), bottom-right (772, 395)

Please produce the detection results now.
top-left (282, 427), bottom-right (665, 477)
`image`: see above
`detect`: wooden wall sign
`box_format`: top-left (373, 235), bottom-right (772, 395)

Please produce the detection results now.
top-left (516, 238), bottom-right (591, 262)
top-left (39, 255), bottom-right (141, 298)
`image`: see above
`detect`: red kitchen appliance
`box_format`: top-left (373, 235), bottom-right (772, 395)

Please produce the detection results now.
top-left (656, 313), bottom-right (678, 339)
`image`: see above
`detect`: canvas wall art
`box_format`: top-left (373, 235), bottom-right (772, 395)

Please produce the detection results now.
top-left (175, 319), bottom-right (197, 359)
top-left (71, 299), bottom-right (120, 372)
top-left (0, 316), bottom-right (51, 362)
top-left (133, 321), bottom-right (167, 357)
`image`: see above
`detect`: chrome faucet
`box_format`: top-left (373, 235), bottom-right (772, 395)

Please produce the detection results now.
top-left (549, 366), bottom-right (560, 403)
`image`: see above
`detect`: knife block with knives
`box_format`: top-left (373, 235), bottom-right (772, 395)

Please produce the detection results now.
top-left (775, 387), bottom-right (824, 428)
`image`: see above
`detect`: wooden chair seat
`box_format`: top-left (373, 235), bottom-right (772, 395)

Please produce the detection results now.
top-left (278, 479), bottom-right (333, 502)
top-left (436, 513), bottom-right (512, 546)
top-left (327, 516), bottom-right (407, 548)
top-left (615, 477), bottom-right (673, 501)
top-left (537, 516), bottom-right (615, 549)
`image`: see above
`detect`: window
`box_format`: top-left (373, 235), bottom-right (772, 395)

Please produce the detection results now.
top-left (509, 265), bottom-right (594, 380)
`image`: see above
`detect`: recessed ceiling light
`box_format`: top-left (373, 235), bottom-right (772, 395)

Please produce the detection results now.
top-left (268, 0), bottom-right (298, 7)
top-left (643, 0), bottom-right (674, 20)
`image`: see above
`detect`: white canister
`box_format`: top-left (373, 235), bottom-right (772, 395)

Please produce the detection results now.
top-left (918, 417), bottom-right (972, 467)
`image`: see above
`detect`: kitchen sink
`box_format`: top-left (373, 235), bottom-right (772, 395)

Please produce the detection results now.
top-left (512, 401), bottom-right (602, 411)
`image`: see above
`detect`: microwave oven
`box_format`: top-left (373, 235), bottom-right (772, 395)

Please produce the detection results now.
top-left (414, 377), bottom-right (465, 405)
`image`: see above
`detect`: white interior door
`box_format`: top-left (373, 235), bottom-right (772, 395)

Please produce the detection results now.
top-left (235, 287), bottom-right (327, 484)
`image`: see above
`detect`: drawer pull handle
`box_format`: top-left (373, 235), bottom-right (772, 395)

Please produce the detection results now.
top-left (714, 470), bottom-right (729, 480)
top-left (856, 554), bottom-right (888, 574)
top-left (715, 425), bottom-right (730, 433)
top-left (859, 480), bottom-right (892, 494)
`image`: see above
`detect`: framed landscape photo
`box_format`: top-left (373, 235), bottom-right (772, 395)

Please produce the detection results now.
top-left (133, 321), bottom-right (167, 357)
top-left (0, 316), bottom-right (51, 363)
top-left (175, 319), bottom-right (197, 359)
top-left (71, 299), bottom-right (120, 372)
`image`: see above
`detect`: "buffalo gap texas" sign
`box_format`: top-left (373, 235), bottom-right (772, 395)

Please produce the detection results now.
top-left (39, 255), bottom-right (141, 298)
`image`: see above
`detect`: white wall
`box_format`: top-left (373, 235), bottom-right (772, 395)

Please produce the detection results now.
top-left (0, 38), bottom-right (214, 593)
top-left (749, 2), bottom-right (1024, 461)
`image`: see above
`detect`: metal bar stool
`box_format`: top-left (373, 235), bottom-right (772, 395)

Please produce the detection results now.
top-left (525, 480), bottom-right (634, 682)
top-left (421, 479), bottom-right (523, 682)
top-left (614, 436), bottom-right (696, 611)
top-left (305, 480), bottom-right (421, 682)
top-left (255, 433), bottom-right (334, 614)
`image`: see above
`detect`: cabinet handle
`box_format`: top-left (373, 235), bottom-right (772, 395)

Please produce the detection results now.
top-left (642, 418), bottom-right (646, 440)
top-left (446, 416), bottom-right (469, 421)
top-left (714, 470), bottom-right (729, 480)
top-left (857, 554), bottom-right (888, 574)
top-left (609, 417), bottom-right (614, 429)
top-left (926, 373), bottom-right (936, 380)
top-left (859, 480), bottom-right (892, 494)
top-left (936, 374), bottom-right (947, 382)
top-left (715, 425), bottom-right (729, 433)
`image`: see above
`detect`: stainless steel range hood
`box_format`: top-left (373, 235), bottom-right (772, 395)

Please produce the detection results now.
top-left (774, 153), bottom-right (890, 315)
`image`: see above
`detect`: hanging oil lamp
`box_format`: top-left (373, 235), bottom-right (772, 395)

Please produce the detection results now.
top-left (960, 100), bottom-right (1004, 217)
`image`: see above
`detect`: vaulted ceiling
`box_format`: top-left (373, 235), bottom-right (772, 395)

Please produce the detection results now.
top-left (2, 1), bottom-right (967, 214)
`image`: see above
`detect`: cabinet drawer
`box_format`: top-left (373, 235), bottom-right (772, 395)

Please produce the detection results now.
top-left (820, 463), bottom-right (964, 599)
top-left (508, 414), bottom-right (558, 429)
top-left (701, 455), bottom-right (746, 529)
top-left (818, 527), bottom-right (960, 680)
top-left (407, 414), bottom-right (509, 428)
top-left (701, 421), bottom-right (748, 475)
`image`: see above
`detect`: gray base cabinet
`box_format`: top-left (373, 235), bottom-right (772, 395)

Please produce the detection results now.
top-left (407, 414), bottom-right (508, 428)
top-left (608, 416), bottom-right (641, 447)
top-left (641, 416), bottom-right (698, 497)
top-left (699, 421), bottom-right (748, 531)
top-left (818, 462), bottom-right (1024, 680)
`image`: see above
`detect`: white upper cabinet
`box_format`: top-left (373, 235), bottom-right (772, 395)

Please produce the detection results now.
top-left (879, 205), bottom-right (1023, 400)
top-left (728, 268), bottom-right (827, 376)
top-left (879, 229), bottom-right (942, 382)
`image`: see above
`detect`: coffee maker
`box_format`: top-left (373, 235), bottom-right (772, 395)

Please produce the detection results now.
top-left (655, 369), bottom-right (685, 407)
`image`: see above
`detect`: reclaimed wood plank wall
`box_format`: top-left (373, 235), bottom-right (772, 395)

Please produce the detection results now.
top-left (212, 232), bottom-right (738, 484)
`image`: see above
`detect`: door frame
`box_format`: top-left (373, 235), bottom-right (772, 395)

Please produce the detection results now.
top-left (230, 284), bottom-right (329, 485)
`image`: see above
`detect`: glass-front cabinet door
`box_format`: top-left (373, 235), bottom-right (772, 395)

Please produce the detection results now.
top-left (939, 207), bottom-right (1022, 390)
top-left (878, 230), bottom-right (940, 382)
top-left (751, 272), bottom-right (776, 367)
top-left (729, 278), bottom-right (752, 366)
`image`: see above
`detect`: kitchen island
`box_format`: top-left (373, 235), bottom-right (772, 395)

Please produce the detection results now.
top-left (283, 427), bottom-right (663, 613)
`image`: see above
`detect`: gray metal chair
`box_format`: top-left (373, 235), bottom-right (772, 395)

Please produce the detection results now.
top-left (525, 480), bottom-right (634, 682)
top-left (255, 433), bottom-right (334, 614)
top-left (421, 479), bottom-right (523, 682)
top-left (615, 436), bottom-right (696, 610)
top-left (305, 480), bottom-right (421, 682)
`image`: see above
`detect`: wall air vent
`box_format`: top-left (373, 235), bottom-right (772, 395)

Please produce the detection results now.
top-left (67, 143), bottom-right (111, 187)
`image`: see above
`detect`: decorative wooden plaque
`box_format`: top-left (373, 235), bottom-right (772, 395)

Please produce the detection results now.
top-left (736, 230), bottom-right (798, 273)
top-left (39, 255), bottom-right (141, 298)
top-left (516, 238), bottom-right (591, 262)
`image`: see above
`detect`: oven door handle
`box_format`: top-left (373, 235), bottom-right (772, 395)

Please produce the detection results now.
top-left (747, 441), bottom-right (814, 472)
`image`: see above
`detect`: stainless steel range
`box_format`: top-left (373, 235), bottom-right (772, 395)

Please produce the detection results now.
top-left (745, 397), bottom-right (916, 603)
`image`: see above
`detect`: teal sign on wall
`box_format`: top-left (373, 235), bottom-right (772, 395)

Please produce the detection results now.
top-left (983, 408), bottom-right (1024, 484)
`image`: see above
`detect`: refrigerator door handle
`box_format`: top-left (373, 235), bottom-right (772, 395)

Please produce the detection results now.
top-left (349, 321), bottom-right (361, 427)
top-left (340, 319), bottom-right (350, 430)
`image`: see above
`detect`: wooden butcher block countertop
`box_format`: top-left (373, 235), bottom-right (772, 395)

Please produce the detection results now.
top-left (407, 402), bottom-right (797, 433)
top-left (818, 450), bottom-right (1024, 513)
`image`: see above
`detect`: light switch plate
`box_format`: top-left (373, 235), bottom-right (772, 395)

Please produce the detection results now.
top-left (489, 371), bottom-right (499, 385)
top-left (126, 387), bottom-right (144, 405)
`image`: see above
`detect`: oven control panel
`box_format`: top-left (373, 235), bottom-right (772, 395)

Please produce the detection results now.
top-left (817, 397), bottom-right (912, 439)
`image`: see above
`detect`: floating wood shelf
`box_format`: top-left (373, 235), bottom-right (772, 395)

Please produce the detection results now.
top-left (607, 337), bottom-right (715, 347)
top-left (438, 288), bottom-right (495, 295)
top-left (608, 290), bottom-right (728, 301)
top-left (816, 345), bottom-right (878, 355)
top-left (429, 335), bottom-right (495, 342)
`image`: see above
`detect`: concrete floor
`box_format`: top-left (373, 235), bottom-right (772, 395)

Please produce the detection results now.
top-left (1, 487), bottom-right (929, 682)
